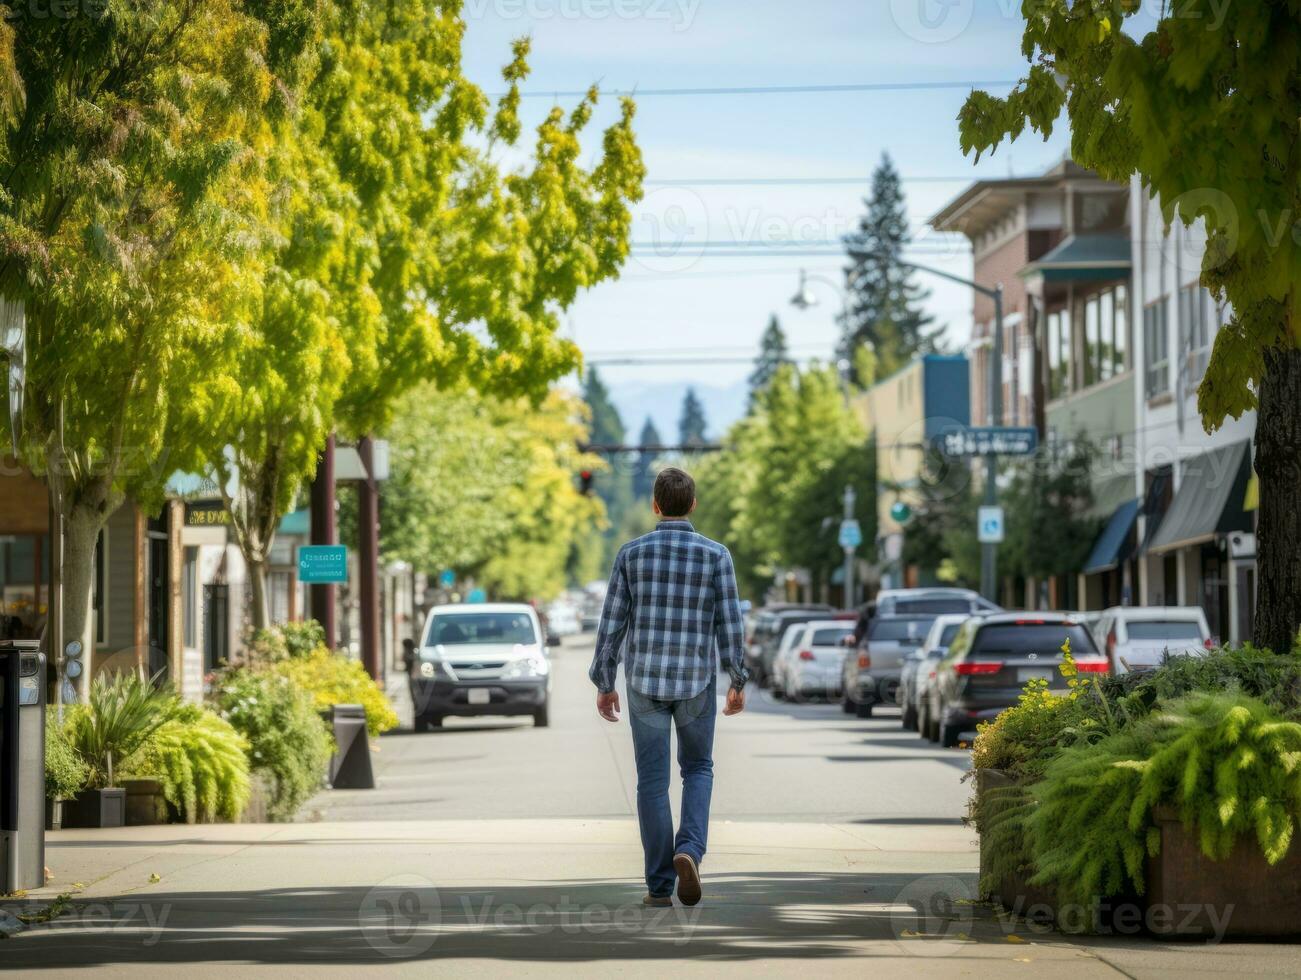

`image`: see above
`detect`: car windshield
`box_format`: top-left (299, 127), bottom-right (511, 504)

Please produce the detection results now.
top-left (811, 628), bottom-right (852, 646)
top-left (869, 617), bottom-right (934, 644)
top-left (1127, 621), bottom-right (1204, 641)
top-left (893, 598), bottom-right (973, 614)
top-left (428, 612), bottom-right (538, 646)
top-left (972, 623), bottom-right (1097, 658)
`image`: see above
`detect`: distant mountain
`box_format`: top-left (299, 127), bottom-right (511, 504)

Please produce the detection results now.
top-left (609, 379), bottom-right (749, 446)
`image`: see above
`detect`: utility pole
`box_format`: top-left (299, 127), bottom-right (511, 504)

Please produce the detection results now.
top-left (842, 484), bottom-right (857, 609)
top-left (358, 435), bottom-right (381, 681)
top-left (980, 288), bottom-right (1005, 603)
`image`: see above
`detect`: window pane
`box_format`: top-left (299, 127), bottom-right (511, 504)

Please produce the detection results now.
top-left (1099, 290), bottom-right (1114, 382)
top-left (1114, 285), bottom-right (1128, 375)
top-left (1085, 297), bottom-right (1100, 387)
top-left (1047, 313), bottom-right (1061, 399)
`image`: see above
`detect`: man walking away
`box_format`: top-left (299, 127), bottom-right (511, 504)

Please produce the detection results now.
top-left (589, 466), bottom-right (749, 908)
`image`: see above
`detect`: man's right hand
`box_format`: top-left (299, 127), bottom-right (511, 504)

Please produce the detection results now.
top-left (723, 687), bottom-right (745, 716)
top-left (596, 690), bottom-right (621, 722)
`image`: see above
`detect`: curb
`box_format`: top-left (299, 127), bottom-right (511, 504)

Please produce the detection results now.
top-left (0, 908), bottom-right (26, 938)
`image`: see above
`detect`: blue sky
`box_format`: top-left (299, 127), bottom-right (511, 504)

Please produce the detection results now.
top-left (458, 0), bottom-right (1080, 432)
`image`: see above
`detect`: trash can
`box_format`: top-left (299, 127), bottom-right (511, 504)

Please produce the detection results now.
top-left (0, 640), bottom-right (46, 892)
top-left (328, 704), bottom-right (375, 790)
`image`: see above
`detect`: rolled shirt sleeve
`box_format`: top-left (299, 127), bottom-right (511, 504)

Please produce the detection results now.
top-left (589, 548), bottom-right (631, 694)
top-left (712, 546), bottom-right (750, 691)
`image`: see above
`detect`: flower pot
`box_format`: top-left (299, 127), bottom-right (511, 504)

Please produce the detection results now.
top-left (974, 770), bottom-right (1058, 917)
top-left (61, 788), bottom-right (126, 829)
top-left (122, 779), bottom-right (170, 826)
top-left (1144, 807), bottom-right (1301, 938)
top-left (45, 798), bottom-right (63, 832)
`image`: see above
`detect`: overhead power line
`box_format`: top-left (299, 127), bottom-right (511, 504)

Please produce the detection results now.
top-left (502, 80), bottom-right (1019, 99)
top-left (644, 175), bottom-right (1038, 187)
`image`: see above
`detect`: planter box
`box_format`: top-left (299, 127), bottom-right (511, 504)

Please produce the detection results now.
top-left (974, 770), bottom-right (1058, 919)
top-left (45, 798), bottom-right (63, 832)
top-left (236, 772), bottom-right (274, 824)
top-left (123, 779), bottom-right (169, 826)
top-left (1145, 808), bottom-right (1301, 938)
top-left (61, 788), bottom-right (126, 829)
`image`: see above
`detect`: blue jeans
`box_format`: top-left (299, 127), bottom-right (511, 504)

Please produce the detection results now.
top-left (627, 677), bottom-right (717, 898)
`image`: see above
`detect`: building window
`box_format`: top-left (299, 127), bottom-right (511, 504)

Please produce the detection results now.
top-left (1113, 284), bottom-right (1129, 379)
top-left (182, 547), bottom-right (198, 648)
top-left (1047, 309), bottom-right (1071, 401)
top-left (1084, 295), bottom-right (1101, 387)
top-left (1180, 282), bottom-right (1221, 385)
top-left (1144, 298), bottom-right (1170, 398)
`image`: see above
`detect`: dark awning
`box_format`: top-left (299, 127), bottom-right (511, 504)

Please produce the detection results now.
top-left (1083, 498), bottom-right (1140, 575)
top-left (1145, 440), bottom-right (1253, 554)
top-left (1019, 233), bottom-right (1131, 283)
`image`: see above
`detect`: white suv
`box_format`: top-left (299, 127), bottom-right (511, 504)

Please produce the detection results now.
top-left (1094, 606), bottom-right (1214, 674)
top-left (407, 603), bottom-right (553, 730)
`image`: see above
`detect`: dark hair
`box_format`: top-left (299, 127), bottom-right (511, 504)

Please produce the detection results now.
top-left (653, 467), bottom-right (696, 518)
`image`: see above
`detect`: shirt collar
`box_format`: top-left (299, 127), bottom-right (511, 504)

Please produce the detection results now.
top-left (655, 519), bottom-right (694, 532)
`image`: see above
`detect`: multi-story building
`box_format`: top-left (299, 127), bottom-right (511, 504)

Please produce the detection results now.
top-left (932, 159), bottom-right (1135, 608)
top-left (1126, 179), bottom-right (1256, 643)
top-left (857, 353), bottom-right (970, 589)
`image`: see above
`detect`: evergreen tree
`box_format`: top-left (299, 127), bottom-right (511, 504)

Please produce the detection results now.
top-left (582, 367), bottom-right (625, 447)
top-left (748, 315), bottom-right (792, 401)
top-left (841, 153), bottom-right (940, 378)
top-left (634, 417), bottom-right (663, 499)
top-left (679, 388), bottom-right (708, 447)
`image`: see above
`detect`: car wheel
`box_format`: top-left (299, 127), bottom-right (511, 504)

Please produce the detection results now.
top-left (939, 720), bottom-right (961, 748)
top-left (841, 694), bottom-right (855, 714)
top-left (422, 714), bottom-right (443, 730)
top-left (855, 700), bottom-right (873, 719)
top-left (901, 703), bottom-right (918, 731)
top-left (533, 704), bottom-right (550, 728)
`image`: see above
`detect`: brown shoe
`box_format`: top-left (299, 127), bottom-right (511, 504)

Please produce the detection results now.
top-left (643, 894), bottom-right (672, 908)
top-left (673, 852), bottom-right (702, 906)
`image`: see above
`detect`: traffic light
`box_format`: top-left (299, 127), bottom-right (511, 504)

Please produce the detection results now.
top-left (579, 469), bottom-right (594, 496)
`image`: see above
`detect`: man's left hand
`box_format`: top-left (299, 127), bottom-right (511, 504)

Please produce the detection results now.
top-left (723, 687), bottom-right (745, 716)
top-left (596, 690), bottom-right (621, 722)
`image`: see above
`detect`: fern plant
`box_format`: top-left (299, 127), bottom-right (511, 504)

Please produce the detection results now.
top-left (124, 705), bottom-right (252, 823)
top-left (65, 670), bottom-right (178, 786)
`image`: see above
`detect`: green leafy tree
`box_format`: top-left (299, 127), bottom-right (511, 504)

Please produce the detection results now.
top-left (1001, 441), bottom-right (1100, 585)
top-left (842, 153), bottom-right (939, 377)
top-left (900, 449), bottom-right (981, 587)
top-left (748, 315), bottom-right (792, 401)
top-left (958, 1), bottom-right (1301, 652)
top-left (201, 13), bottom-right (644, 625)
top-left (0, 0), bottom-right (304, 662)
top-left (679, 387), bottom-right (709, 447)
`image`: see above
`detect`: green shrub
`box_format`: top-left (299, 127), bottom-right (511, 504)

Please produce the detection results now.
top-left (1026, 692), bottom-right (1301, 924)
top-left (66, 671), bottom-right (178, 786)
top-left (213, 668), bottom-right (331, 820)
top-left (243, 620), bottom-right (329, 668)
top-left (123, 705), bottom-right (252, 823)
top-left (1100, 643), bottom-right (1301, 720)
top-left (45, 709), bottom-right (89, 800)
top-left (270, 647), bottom-right (398, 737)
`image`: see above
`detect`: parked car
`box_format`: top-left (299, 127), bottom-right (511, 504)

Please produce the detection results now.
top-left (1094, 606), bottom-right (1214, 674)
top-left (841, 614), bottom-right (938, 718)
top-left (408, 603), bottom-right (554, 730)
top-left (900, 613), bottom-right (972, 732)
top-left (749, 605), bottom-right (836, 687)
top-left (927, 613), bottom-right (1106, 747)
top-left (545, 602), bottom-right (582, 637)
top-left (773, 620), bottom-right (855, 700)
top-left (871, 587), bottom-right (1000, 618)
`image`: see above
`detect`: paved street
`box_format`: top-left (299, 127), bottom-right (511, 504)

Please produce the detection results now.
top-left (4, 636), bottom-right (1299, 977)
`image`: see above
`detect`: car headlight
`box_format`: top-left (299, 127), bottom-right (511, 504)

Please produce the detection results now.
top-left (502, 655), bottom-right (549, 679)
top-left (419, 661), bottom-right (436, 678)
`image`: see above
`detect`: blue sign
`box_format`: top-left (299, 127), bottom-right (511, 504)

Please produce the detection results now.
top-left (298, 545), bottom-right (348, 583)
top-left (978, 506), bottom-right (1005, 544)
top-left (439, 569), bottom-right (456, 588)
top-left (838, 519), bottom-right (863, 550)
top-left (935, 426), bottom-right (1038, 458)
top-left (466, 587), bottom-right (487, 604)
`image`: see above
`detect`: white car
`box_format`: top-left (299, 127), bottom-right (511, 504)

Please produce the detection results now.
top-left (407, 603), bottom-right (553, 730)
top-left (545, 602), bottom-right (581, 637)
top-left (1094, 606), bottom-right (1214, 674)
top-left (774, 620), bottom-right (854, 700)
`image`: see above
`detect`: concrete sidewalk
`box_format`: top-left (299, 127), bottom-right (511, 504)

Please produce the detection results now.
top-left (5, 818), bottom-right (1297, 978)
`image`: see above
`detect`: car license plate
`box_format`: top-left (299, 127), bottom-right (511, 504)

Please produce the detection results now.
top-left (1018, 668), bottom-right (1054, 684)
top-left (467, 688), bottom-right (491, 705)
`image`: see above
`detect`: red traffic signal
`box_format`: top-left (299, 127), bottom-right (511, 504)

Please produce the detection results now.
top-left (579, 470), bottom-right (594, 495)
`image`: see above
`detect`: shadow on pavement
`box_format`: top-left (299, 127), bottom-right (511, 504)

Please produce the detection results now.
top-left (0, 869), bottom-right (1068, 968)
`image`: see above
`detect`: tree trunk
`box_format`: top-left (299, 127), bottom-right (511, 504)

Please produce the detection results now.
top-left (61, 497), bottom-right (111, 698)
top-left (1253, 347), bottom-right (1301, 655)
top-left (247, 557), bottom-right (270, 631)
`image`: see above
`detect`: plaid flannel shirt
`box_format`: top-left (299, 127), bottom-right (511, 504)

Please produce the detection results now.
top-left (589, 519), bottom-right (750, 699)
